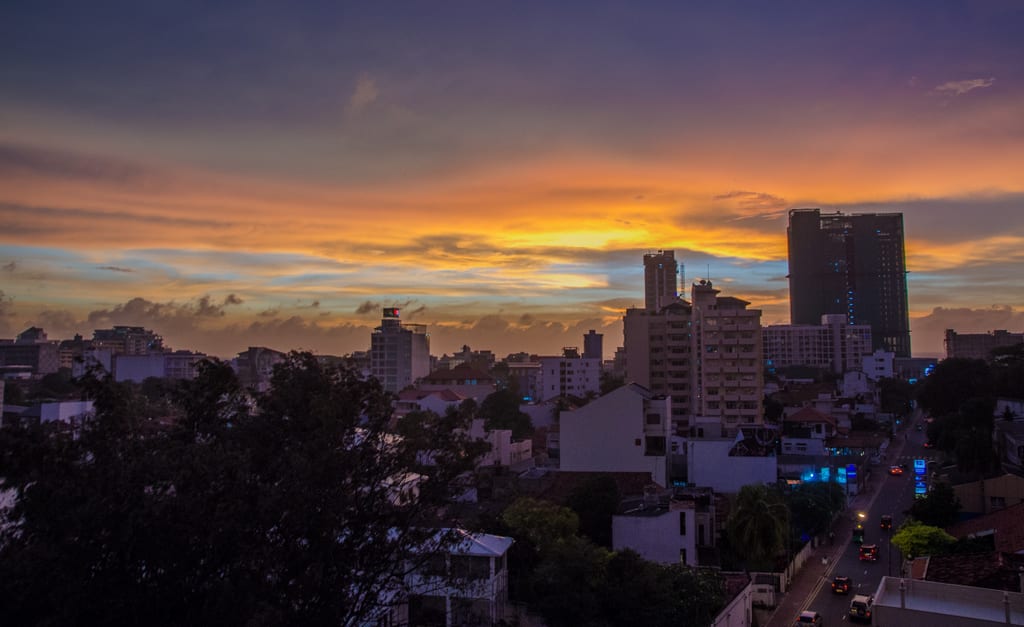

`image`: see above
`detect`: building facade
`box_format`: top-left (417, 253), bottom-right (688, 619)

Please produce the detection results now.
top-left (644, 250), bottom-right (681, 311)
top-left (944, 329), bottom-right (1024, 360)
top-left (370, 308), bottom-right (431, 393)
top-left (788, 208), bottom-right (910, 357)
top-left (537, 348), bottom-right (601, 401)
top-left (763, 314), bottom-right (873, 375)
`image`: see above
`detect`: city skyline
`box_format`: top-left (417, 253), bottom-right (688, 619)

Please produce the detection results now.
top-left (2, 1), bottom-right (1024, 359)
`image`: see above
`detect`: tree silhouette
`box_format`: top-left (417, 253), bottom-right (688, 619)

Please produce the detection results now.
top-left (0, 353), bottom-right (485, 626)
top-left (726, 484), bottom-right (789, 569)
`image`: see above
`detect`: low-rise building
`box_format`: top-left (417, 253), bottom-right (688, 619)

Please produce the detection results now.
top-left (872, 576), bottom-right (1024, 626)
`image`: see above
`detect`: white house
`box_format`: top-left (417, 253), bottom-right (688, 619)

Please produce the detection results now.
top-left (402, 530), bottom-right (514, 627)
top-left (612, 487), bottom-right (719, 567)
top-left (686, 430), bottom-right (777, 495)
top-left (559, 383), bottom-right (670, 487)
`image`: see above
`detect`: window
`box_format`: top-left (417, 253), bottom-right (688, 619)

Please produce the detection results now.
top-left (646, 413), bottom-right (661, 425)
top-left (990, 496), bottom-right (1007, 510)
top-left (645, 436), bottom-right (666, 456)
top-left (679, 512), bottom-right (687, 535)
top-left (679, 548), bottom-right (687, 564)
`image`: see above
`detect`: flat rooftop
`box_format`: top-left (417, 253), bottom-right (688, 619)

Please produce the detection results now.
top-left (873, 576), bottom-right (1024, 625)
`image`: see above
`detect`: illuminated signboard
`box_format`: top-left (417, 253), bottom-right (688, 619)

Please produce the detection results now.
top-left (915, 480), bottom-right (927, 495)
top-left (383, 308), bottom-right (400, 318)
top-left (847, 464), bottom-right (857, 479)
top-left (821, 467), bottom-right (831, 482)
top-left (837, 467), bottom-right (847, 485)
top-left (914, 459), bottom-right (926, 475)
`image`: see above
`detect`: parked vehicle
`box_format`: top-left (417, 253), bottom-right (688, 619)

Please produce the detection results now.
top-left (796, 610), bottom-right (823, 626)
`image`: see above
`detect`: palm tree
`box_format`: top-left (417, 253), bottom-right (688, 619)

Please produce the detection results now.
top-left (726, 484), bottom-right (790, 569)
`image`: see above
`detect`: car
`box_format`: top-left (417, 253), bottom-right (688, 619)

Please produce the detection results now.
top-left (831, 575), bottom-right (852, 594)
top-left (859, 544), bottom-right (879, 561)
top-left (880, 514), bottom-right (893, 530)
top-left (795, 610), bottom-right (823, 626)
top-left (849, 594), bottom-right (874, 623)
top-left (915, 423), bottom-right (923, 431)
top-left (923, 441), bottom-right (934, 448)
top-left (888, 465), bottom-right (903, 476)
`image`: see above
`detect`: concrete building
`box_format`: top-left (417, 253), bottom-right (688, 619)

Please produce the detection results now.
top-left (417, 364), bottom-right (496, 401)
top-left (763, 314), bottom-right (873, 375)
top-left (0, 327), bottom-right (61, 375)
top-left (788, 208), bottom-right (911, 357)
top-left (863, 349), bottom-right (895, 380)
top-left (690, 280), bottom-right (764, 431)
top-left (583, 329), bottom-right (603, 361)
top-left (370, 308), bottom-right (431, 393)
top-left (91, 326), bottom-right (164, 355)
top-left (232, 346), bottom-right (286, 392)
top-left (945, 329), bottom-right (1024, 361)
top-left (559, 383), bottom-right (671, 487)
top-left (685, 429), bottom-right (778, 495)
top-left (537, 348), bottom-right (601, 401)
top-left (871, 576), bottom-right (1024, 626)
top-left (623, 300), bottom-right (694, 430)
top-left (612, 489), bottom-right (706, 567)
top-left (644, 249), bottom-right (681, 311)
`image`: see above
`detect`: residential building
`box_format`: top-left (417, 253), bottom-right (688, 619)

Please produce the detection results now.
top-left (402, 530), bottom-right (514, 627)
top-left (232, 346), bottom-right (286, 392)
top-left (690, 280), bottom-right (764, 431)
top-left (763, 314), bottom-right (873, 375)
top-left (625, 253), bottom-right (764, 437)
top-left (537, 348), bottom-right (601, 401)
top-left (862, 349), bottom-right (895, 380)
top-left (946, 502), bottom-right (1024, 555)
top-left (612, 489), bottom-right (707, 567)
top-left (686, 428), bottom-right (778, 495)
top-left (644, 249), bottom-right (681, 311)
top-left (559, 383), bottom-right (671, 487)
top-left (370, 308), bottom-right (430, 393)
top-left (0, 327), bottom-right (60, 375)
top-left (417, 364), bottom-right (496, 401)
top-left (788, 208), bottom-right (910, 357)
top-left (945, 329), bottom-right (1024, 361)
top-left (91, 326), bottom-right (163, 355)
top-left (583, 329), bottom-right (603, 360)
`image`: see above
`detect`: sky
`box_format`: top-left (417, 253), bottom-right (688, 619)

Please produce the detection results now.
top-left (2, 0), bottom-right (1024, 360)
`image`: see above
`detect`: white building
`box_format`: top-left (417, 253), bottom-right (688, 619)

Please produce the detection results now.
top-left (686, 430), bottom-right (778, 495)
top-left (370, 308), bottom-right (431, 393)
top-left (612, 487), bottom-right (719, 567)
top-left (872, 576), bottom-right (1024, 627)
top-left (559, 383), bottom-right (671, 487)
top-left (113, 351), bottom-right (207, 382)
top-left (468, 419), bottom-right (533, 469)
top-left (401, 530), bottom-right (514, 627)
top-left (862, 349), bottom-right (895, 381)
top-left (537, 349), bottom-right (601, 401)
top-left (763, 314), bottom-right (873, 375)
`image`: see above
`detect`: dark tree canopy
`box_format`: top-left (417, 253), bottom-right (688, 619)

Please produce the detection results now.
top-left (478, 388), bottom-right (534, 439)
top-left (907, 482), bottom-right (962, 528)
top-left (917, 358), bottom-right (993, 418)
top-left (0, 353), bottom-right (485, 626)
top-left (566, 474), bottom-right (621, 548)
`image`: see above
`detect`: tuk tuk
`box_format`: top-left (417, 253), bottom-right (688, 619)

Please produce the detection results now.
top-left (853, 523), bottom-right (865, 544)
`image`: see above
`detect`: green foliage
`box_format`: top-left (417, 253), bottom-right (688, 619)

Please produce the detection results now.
top-left (502, 497), bottom-right (579, 550)
top-left (567, 474), bottom-right (621, 547)
top-left (785, 481), bottom-right (845, 538)
top-left (2, 379), bottom-right (25, 405)
top-left (763, 395), bottom-right (784, 422)
top-left (726, 484), bottom-right (789, 569)
top-left (529, 536), bottom-right (612, 626)
top-left (916, 358), bottom-right (993, 418)
top-left (907, 482), bottom-right (962, 527)
top-left (891, 520), bottom-right (956, 559)
top-left (478, 388), bottom-right (534, 439)
top-left (0, 353), bottom-right (484, 626)
top-left (879, 377), bottom-right (915, 417)
top-left (599, 370), bottom-right (626, 395)
top-left (34, 368), bottom-right (77, 400)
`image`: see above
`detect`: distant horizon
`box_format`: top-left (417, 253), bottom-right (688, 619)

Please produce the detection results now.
top-left (3, 2), bottom-right (1022, 362)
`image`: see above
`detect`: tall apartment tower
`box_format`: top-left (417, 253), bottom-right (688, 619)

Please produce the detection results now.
top-left (583, 329), bottom-right (604, 361)
top-left (644, 250), bottom-right (680, 311)
top-left (787, 209), bottom-right (911, 357)
top-left (624, 253), bottom-right (763, 436)
top-left (370, 308), bottom-right (431, 393)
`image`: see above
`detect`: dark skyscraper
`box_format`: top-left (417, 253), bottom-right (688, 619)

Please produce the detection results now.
top-left (787, 208), bottom-right (911, 357)
top-left (643, 250), bottom-right (679, 311)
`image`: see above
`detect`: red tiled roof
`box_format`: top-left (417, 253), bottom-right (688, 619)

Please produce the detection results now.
top-left (786, 406), bottom-right (837, 425)
top-left (947, 502), bottom-right (1024, 553)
